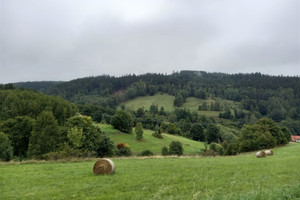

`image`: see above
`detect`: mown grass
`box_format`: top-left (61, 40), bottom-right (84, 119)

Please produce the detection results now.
top-left (99, 124), bottom-right (204, 155)
top-left (1, 144), bottom-right (299, 200)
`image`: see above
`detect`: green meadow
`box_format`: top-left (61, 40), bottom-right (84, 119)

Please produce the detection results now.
top-left (1, 143), bottom-right (299, 200)
top-left (99, 124), bottom-right (204, 155)
top-left (120, 93), bottom-right (240, 118)
top-left (120, 93), bottom-right (175, 112)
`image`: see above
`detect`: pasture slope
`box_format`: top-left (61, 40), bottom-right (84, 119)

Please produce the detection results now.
top-left (0, 143), bottom-right (299, 200)
top-left (99, 124), bottom-right (204, 155)
top-left (119, 93), bottom-right (239, 118)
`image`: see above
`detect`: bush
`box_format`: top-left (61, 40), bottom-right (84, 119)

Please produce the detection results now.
top-left (190, 123), bottom-right (205, 141)
top-left (224, 142), bottom-right (240, 155)
top-left (66, 115), bottom-right (104, 152)
top-left (135, 122), bottom-right (143, 140)
top-left (96, 136), bottom-right (115, 157)
top-left (205, 124), bottom-right (220, 144)
top-left (152, 132), bottom-right (163, 139)
top-left (201, 149), bottom-right (218, 157)
top-left (169, 141), bottom-right (183, 156)
top-left (111, 110), bottom-right (134, 133)
top-left (116, 142), bottom-right (132, 156)
top-left (162, 146), bottom-right (169, 156)
top-left (167, 123), bottom-right (177, 134)
top-left (27, 111), bottom-right (60, 158)
top-left (41, 147), bottom-right (94, 160)
top-left (140, 150), bottom-right (154, 156)
top-left (0, 132), bottom-right (13, 161)
top-left (209, 142), bottom-right (224, 155)
top-left (116, 147), bottom-right (132, 156)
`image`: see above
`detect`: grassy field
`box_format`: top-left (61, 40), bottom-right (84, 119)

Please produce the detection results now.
top-left (120, 93), bottom-right (240, 118)
top-left (99, 124), bottom-right (204, 155)
top-left (120, 93), bottom-right (175, 112)
top-left (1, 143), bottom-right (299, 200)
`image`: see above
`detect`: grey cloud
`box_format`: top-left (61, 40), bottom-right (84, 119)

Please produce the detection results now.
top-left (0, 0), bottom-right (299, 83)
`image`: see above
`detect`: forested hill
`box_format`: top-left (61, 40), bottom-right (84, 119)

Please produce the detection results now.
top-left (13, 81), bottom-right (63, 93)
top-left (10, 71), bottom-right (300, 126)
top-left (45, 71), bottom-right (300, 100)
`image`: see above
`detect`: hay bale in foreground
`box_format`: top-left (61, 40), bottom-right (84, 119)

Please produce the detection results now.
top-left (256, 151), bottom-right (266, 158)
top-left (93, 158), bottom-right (115, 175)
top-left (265, 149), bottom-right (273, 156)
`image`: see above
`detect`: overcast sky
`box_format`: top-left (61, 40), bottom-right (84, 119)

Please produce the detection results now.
top-left (1, 0), bottom-right (299, 83)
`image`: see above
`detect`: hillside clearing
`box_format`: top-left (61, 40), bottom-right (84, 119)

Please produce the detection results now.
top-left (120, 93), bottom-right (240, 118)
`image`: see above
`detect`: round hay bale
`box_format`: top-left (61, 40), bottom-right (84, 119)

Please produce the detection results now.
top-left (93, 158), bottom-right (115, 175)
top-left (256, 150), bottom-right (266, 158)
top-left (265, 149), bottom-right (273, 156)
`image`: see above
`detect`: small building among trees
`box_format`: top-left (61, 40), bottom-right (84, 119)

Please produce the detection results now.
top-left (291, 135), bottom-right (300, 143)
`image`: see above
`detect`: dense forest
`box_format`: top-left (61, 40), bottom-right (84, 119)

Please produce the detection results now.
top-left (15, 71), bottom-right (300, 132)
top-left (1, 71), bottom-right (299, 161)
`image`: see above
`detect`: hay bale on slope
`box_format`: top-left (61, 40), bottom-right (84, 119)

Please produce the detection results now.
top-left (265, 149), bottom-right (273, 156)
top-left (93, 158), bottom-right (115, 175)
top-left (256, 151), bottom-right (266, 158)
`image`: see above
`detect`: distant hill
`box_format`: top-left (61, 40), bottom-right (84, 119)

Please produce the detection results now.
top-left (13, 81), bottom-right (63, 93)
top-left (7, 71), bottom-right (300, 132)
top-left (39, 71), bottom-right (300, 123)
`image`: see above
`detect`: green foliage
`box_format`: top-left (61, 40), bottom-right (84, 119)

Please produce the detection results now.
top-left (159, 121), bottom-right (169, 133)
top-left (190, 123), bottom-right (205, 141)
top-left (136, 107), bottom-right (145, 117)
top-left (66, 115), bottom-right (103, 152)
top-left (178, 119), bottom-right (191, 134)
top-left (218, 125), bottom-right (239, 143)
top-left (281, 126), bottom-right (291, 142)
top-left (27, 111), bottom-right (60, 158)
top-left (209, 142), bottom-right (224, 155)
top-left (167, 123), bottom-right (177, 134)
top-left (201, 149), bottom-right (218, 157)
top-left (206, 124), bottom-right (220, 144)
top-left (257, 118), bottom-right (289, 145)
top-left (169, 141), bottom-right (183, 156)
top-left (224, 142), bottom-right (240, 155)
top-left (41, 145), bottom-right (93, 160)
top-left (174, 94), bottom-right (184, 107)
top-left (116, 143), bottom-right (132, 156)
top-left (140, 150), bottom-right (154, 156)
top-left (219, 108), bottom-right (233, 119)
top-left (111, 110), bottom-right (133, 133)
top-left (0, 116), bottom-right (34, 158)
top-left (67, 127), bottom-right (83, 149)
top-left (96, 136), bottom-right (115, 158)
top-left (0, 132), bottom-right (13, 161)
top-left (135, 122), bottom-right (143, 140)
top-left (238, 118), bottom-right (288, 153)
top-left (152, 132), bottom-right (163, 139)
top-left (162, 146), bottom-right (169, 155)
top-left (0, 89), bottom-right (77, 125)
top-left (280, 119), bottom-right (300, 135)
top-left (150, 104), bottom-right (158, 114)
